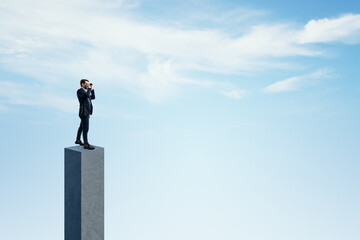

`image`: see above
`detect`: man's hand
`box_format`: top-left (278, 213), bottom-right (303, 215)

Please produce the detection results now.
top-left (90, 84), bottom-right (93, 90)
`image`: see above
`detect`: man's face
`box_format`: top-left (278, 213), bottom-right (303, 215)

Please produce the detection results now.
top-left (83, 81), bottom-right (90, 89)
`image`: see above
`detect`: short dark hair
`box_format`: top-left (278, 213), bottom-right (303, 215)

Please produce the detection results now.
top-left (80, 79), bottom-right (89, 86)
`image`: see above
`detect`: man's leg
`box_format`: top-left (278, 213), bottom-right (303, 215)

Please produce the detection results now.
top-left (81, 116), bottom-right (90, 145)
top-left (76, 118), bottom-right (83, 141)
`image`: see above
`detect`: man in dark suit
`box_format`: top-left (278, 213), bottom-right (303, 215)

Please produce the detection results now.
top-left (75, 79), bottom-right (96, 150)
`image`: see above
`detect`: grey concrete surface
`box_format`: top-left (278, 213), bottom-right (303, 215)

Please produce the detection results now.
top-left (65, 145), bottom-right (104, 240)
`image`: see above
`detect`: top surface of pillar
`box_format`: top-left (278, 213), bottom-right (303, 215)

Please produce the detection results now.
top-left (65, 145), bottom-right (104, 153)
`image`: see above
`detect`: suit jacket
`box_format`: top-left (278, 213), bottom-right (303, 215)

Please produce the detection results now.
top-left (77, 88), bottom-right (95, 117)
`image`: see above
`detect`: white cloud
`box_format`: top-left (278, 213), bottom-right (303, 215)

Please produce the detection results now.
top-left (298, 14), bottom-right (360, 44)
top-left (136, 60), bottom-right (181, 103)
top-left (262, 69), bottom-right (332, 93)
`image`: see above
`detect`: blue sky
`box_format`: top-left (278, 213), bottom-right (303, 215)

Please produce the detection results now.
top-left (1, 0), bottom-right (360, 239)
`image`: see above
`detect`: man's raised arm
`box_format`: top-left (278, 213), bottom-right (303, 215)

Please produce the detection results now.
top-left (77, 88), bottom-right (91, 99)
top-left (90, 89), bottom-right (95, 100)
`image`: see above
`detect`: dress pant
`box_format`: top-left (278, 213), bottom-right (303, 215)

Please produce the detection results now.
top-left (76, 116), bottom-right (90, 145)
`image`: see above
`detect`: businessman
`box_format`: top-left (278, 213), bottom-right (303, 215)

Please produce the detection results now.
top-left (75, 79), bottom-right (96, 150)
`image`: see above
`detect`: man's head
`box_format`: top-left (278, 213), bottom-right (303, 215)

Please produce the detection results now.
top-left (80, 79), bottom-right (89, 89)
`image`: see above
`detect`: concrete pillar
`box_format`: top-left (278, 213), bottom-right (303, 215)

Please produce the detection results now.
top-left (64, 145), bottom-right (104, 240)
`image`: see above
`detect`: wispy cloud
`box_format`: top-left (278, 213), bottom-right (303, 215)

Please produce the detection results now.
top-left (0, 0), bottom-right (358, 108)
top-left (220, 89), bottom-right (247, 99)
top-left (0, 81), bottom-right (77, 113)
top-left (262, 69), bottom-right (332, 93)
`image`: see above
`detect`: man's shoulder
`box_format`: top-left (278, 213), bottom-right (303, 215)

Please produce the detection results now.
top-left (77, 88), bottom-right (87, 93)
top-left (77, 88), bottom-right (85, 97)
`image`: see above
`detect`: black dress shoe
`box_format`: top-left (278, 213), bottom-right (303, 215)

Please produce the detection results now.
top-left (84, 144), bottom-right (95, 150)
top-left (75, 140), bottom-right (84, 146)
